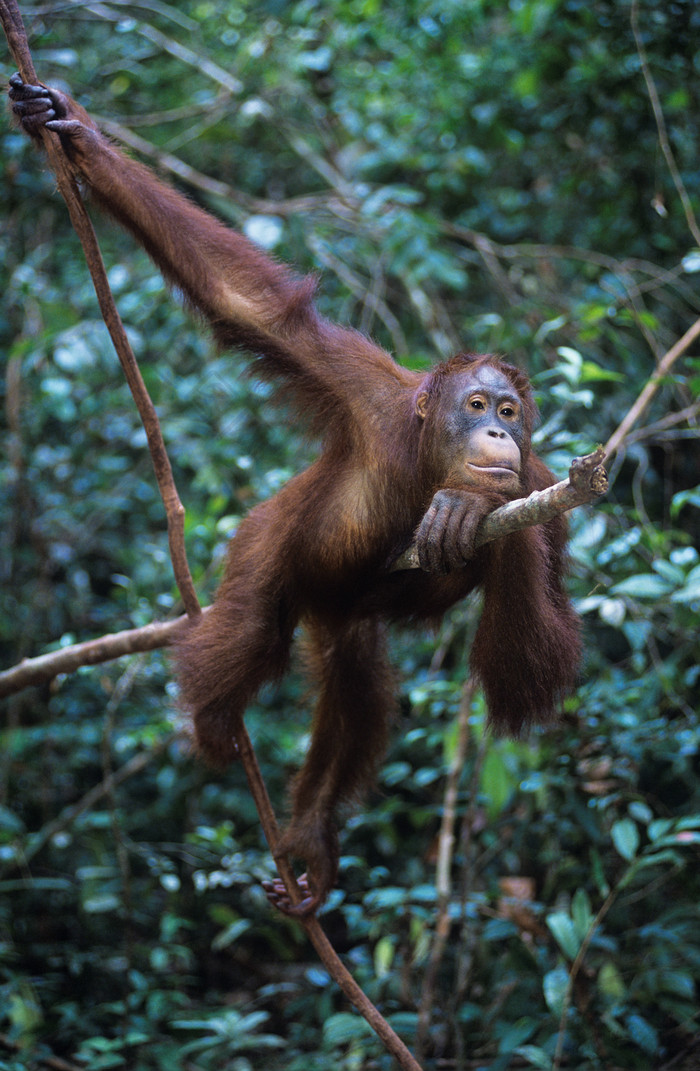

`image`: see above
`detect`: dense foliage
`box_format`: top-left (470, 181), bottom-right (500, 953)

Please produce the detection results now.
top-left (1, 1), bottom-right (699, 1068)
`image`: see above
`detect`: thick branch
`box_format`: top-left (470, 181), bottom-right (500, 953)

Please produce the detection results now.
top-left (392, 448), bottom-right (608, 572)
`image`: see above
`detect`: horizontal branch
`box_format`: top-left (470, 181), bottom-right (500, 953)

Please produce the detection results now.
top-left (0, 616), bottom-right (189, 699)
top-left (1, 451), bottom-right (606, 700)
top-left (392, 448), bottom-right (608, 571)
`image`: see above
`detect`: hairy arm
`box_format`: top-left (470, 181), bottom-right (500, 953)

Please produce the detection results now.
top-left (9, 76), bottom-right (410, 435)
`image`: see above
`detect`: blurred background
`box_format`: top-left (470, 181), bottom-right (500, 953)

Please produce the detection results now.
top-left (1, 1), bottom-right (699, 1067)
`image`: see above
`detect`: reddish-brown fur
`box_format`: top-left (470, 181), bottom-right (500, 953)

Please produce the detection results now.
top-left (11, 77), bottom-right (581, 912)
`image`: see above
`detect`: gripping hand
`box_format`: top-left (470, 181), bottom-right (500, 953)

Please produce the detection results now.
top-left (415, 488), bottom-right (500, 574)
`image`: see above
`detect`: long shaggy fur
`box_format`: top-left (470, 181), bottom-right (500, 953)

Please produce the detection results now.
top-left (11, 76), bottom-right (582, 912)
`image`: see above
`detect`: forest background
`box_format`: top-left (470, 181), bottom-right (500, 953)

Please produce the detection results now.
top-left (1, 1), bottom-right (699, 1068)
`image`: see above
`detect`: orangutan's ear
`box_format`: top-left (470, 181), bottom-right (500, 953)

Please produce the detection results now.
top-left (415, 391), bottom-right (429, 420)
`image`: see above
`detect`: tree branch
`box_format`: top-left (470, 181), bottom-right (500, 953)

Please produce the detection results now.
top-left (0, 617), bottom-right (187, 698)
top-left (1, 10), bottom-right (425, 1065)
top-left (392, 448), bottom-right (608, 572)
top-left (0, 449), bottom-right (607, 699)
top-left (0, 632), bottom-right (422, 1071)
top-left (603, 316), bottom-right (700, 464)
top-left (0, 450), bottom-right (609, 698)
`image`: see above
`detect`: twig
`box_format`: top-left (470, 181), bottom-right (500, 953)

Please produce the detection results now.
top-left (631, 0), bottom-right (700, 248)
top-left (233, 708), bottom-right (424, 1069)
top-left (617, 399), bottom-right (700, 448)
top-left (0, 623), bottom-right (424, 1065)
top-left (416, 678), bottom-right (476, 1060)
top-left (86, 1), bottom-right (243, 95)
top-left (0, 733), bottom-right (176, 876)
top-left (551, 885), bottom-right (617, 1071)
top-left (307, 232), bottom-right (409, 355)
top-left (451, 720), bottom-right (489, 1063)
top-left (98, 115), bottom-right (342, 218)
top-left (603, 316), bottom-right (700, 463)
top-left (0, 639), bottom-right (422, 1065)
top-left (392, 448), bottom-right (608, 572)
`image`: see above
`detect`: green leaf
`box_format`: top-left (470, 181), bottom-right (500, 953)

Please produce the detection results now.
top-left (571, 887), bottom-right (594, 940)
top-left (0, 805), bottom-right (25, 833)
top-left (598, 597), bottom-right (626, 626)
top-left (648, 818), bottom-right (674, 842)
top-left (543, 965), bottom-right (569, 1016)
top-left (211, 918), bottom-right (252, 951)
top-left (628, 801), bottom-right (653, 825)
top-left (580, 360), bottom-right (625, 383)
top-left (546, 911), bottom-right (580, 959)
top-left (652, 558), bottom-right (686, 584)
top-left (658, 970), bottom-right (695, 998)
top-left (82, 894), bottom-right (121, 914)
top-left (515, 1045), bottom-right (551, 1069)
top-left (630, 849), bottom-right (681, 875)
top-left (480, 748), bottom-right (517, 817)
top-left (598, 960), bottom-right (626, 1002)
top-left (611, 818), bottom-right (640, 861)
top-left (498, 1017), bottom-right (537, 1051)
top-left (610, 575), bottom-right (674, 599)
top-left (670, 564), bottom-right (700, 604)
top-left (323, 1012), bottom-right (373, 1046)
top-left (374, 936), bottom-right (395, 978)
top-left (627, 1013), bottom-right (659, 1054)
top-left (671, 486), bottom-right (700, 517)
